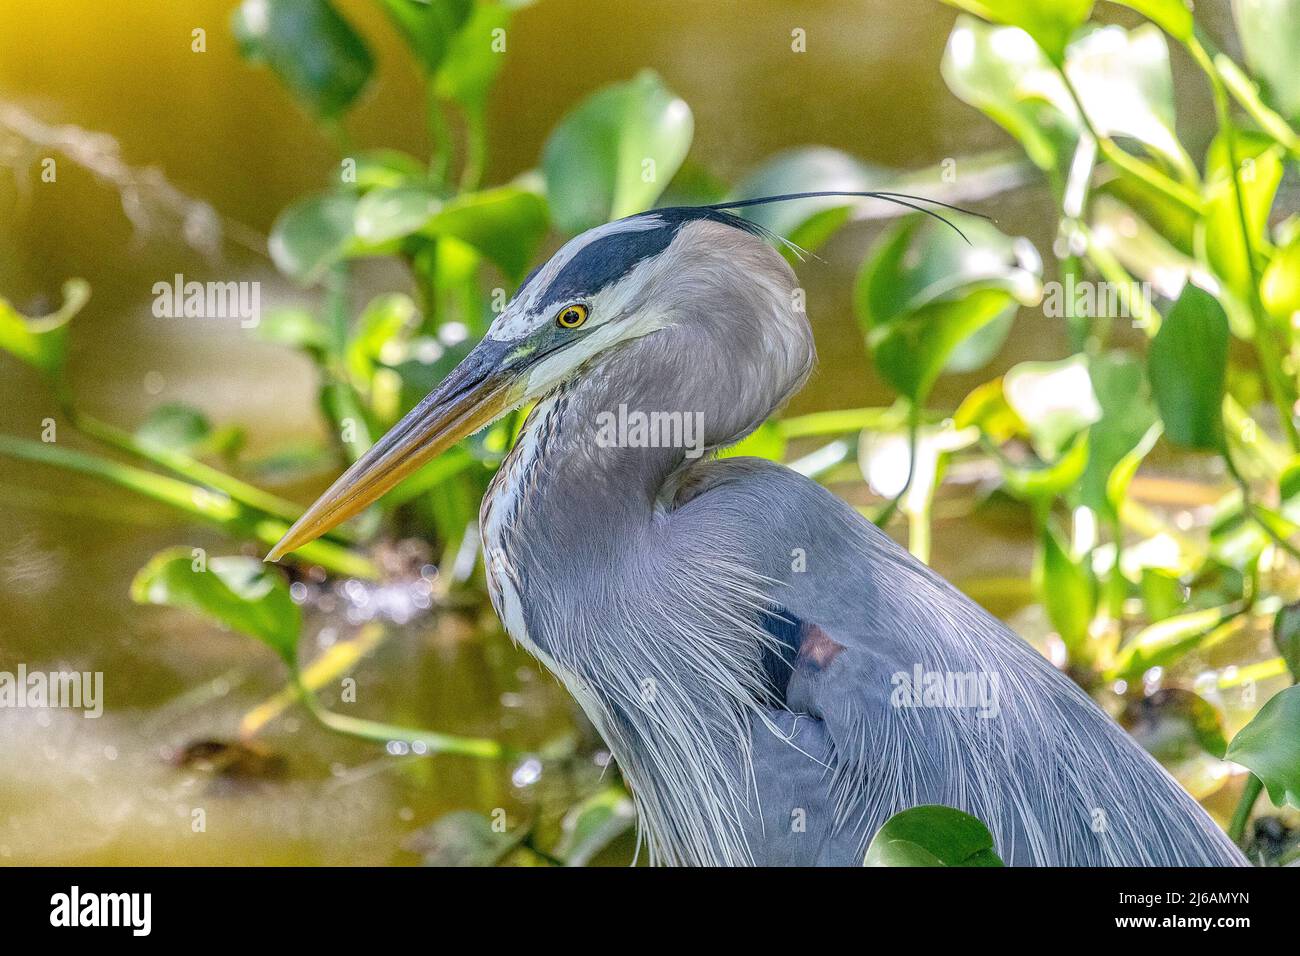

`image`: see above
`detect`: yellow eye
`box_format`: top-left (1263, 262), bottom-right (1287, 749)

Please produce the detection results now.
top-left (556, 303), bottom-right (588, 329)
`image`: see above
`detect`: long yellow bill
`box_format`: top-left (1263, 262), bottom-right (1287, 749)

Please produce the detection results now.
top-left (266, 338), bottom-right (521, 563)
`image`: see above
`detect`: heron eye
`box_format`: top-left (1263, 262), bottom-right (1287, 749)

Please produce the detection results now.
top-left (555, 303), bottom-right (588, 329)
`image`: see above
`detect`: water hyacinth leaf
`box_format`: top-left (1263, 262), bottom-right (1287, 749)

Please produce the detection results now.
top-left (1107, 606), bottom-right (1232, 681)
top-left (1003, 354), bottom-right (1101, 458)
top-left (342, 149), bottom-right (429, 192)
top-left (403, 810), bottom-right (525, 866)
top-left (257, 306), bottom-right (330, 357)
top-left (1261, 237), bottom-right (1300, 323)
top-left (232, 0), bottom-right (374, 120)
top-left (1038, 523), bottom-right (1096, 652)
top-left (131, 548), bottom-right (301, 666)
top-left (1000, 430), bottom-right (1091, 500)
top-left (270, 193), bottom-right (361, 284)
top-left (942, 0), bottom-right (1093, 63)
top-left (434, 1), bottom-right (514, 110)
top-left (1147, 284), bottom-right (1228, 450)
top-left (730, 147), bottom-right (892, 252)
top-left (1232, 0), bottom-right (1300, 123)
top-left (1225, 684), bottom-right (1300, 809)
top-left (1064, 25), bottom-right (1194, 181)
top-left (377, 0), bottom-right (472, 74)
top-left (1081, 352), bottom-right (1158, 516)
top-left (1201, 132), bottom-right (1283, 306)
top-left (864, 804), bottom-right (1004, 866)
top-left (0, 279), bottom-right (90, 388)
top-left (855, 215), bottom-right (1041, 402)
top-left (348, 293), bottom-right (418, 385)
top-left (542, 70), bottom-right (693, 234)
top-left (425, 185), bottom-right (548, 281)
top-left (554, 785), bottom-right (637, 866)
top-left (1108, 0), bottom-right (1194, 41)
top-left (942, 17), bottom-right (1078, 172)
top-left (720, 420), bottom-right (786, 462)
top-left (354, 184), bottom-right (440, 245)
top-left (1273, 601), bottom-right (1300, 682)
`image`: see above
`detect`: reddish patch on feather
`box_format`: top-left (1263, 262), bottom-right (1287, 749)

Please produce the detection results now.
top-left (797, 623), bottom-right (844, 670)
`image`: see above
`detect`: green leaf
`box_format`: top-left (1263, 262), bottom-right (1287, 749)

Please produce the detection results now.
top-left (1126, 688), bottom-right (1228, 762)
top-left (542, 70), bottom-right (693, 234)
top-left (719, 420), bottom-right (786, 462)
top-left (0, 279), bottom-right (90, 388)
top-left (425, 185), bottom-right (548, 281)
top-left (855, 215), bottom-right (1041, 403)
top-left (347, 293), bottom-right (418, 386)
top-left (269, 193), bottom-right (361, 284)
top-left (1038, 522), bottom-right (1096, 652)
top-left (232, 0), bottom-right (374, 120)
top-left (1004, 354), bottom-right (1101, 457)
top-left (1108, 0), bottom-right (1194, 41)
top-left (1081, 352), bottom-right (1158, 516)
top-left (353, 184), bottom-right (440, 245)
top-left (1147, 284), bottom-right (1229, 450)
top-left (434, 2), bottom-right (513, 110)
top-left (377, 0), bottom-right (472, 74)
top-left (554, 786), bottom-right (637, 867)
top-left (131, 548), bottom-right (301, 665)
top-left (403, 810), bottom-right (526, 867)
top-left (257, 306), bottom-right (330, 356)
top-left (943, 0), bottom-right (1093, 63)
top-left (134, 403), bottom-right (223, 456)
top-left (1261, 237), bottom-right (1300, 323)
top-left (1225, 684), bottom-right (1300, 809)
top-left (1065, 24), bottom-right (1195, 181)
top-left (1107, 606), bottom-right (1233, 680)
top-left (1272, 601), bottom-right (1300, 682)
top-left (730, 147), bottom-right (892, 252)
top-left (864, 805), bottom-right (1004, 867)
top-left (1200, 131), bottom-right (1283, 307)
top-left (998, 431), bottom-right (1091, 500)
top-left (1232, 0), bottom-right (1300, 123)
top-left (942, 17), bottom-right (1078, 172)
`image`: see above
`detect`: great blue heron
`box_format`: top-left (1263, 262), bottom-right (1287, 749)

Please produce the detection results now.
top-left (268, 193), bottom-right (1246, 867)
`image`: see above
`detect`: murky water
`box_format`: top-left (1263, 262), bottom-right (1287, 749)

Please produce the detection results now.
top-left (0, 0), bottom-right (1261, 864)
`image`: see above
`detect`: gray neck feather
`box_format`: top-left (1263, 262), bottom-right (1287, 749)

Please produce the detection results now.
top-left (485, 225), bottom-right (815, 864)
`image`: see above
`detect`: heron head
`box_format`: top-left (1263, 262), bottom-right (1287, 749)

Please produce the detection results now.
top-left (266, 191), bottom-right (968, 561)
top-left (265, 205), bottom-right (810, 562)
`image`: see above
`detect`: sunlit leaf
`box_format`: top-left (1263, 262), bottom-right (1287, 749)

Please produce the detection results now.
top-left (1232, 0), bottom-right (1300, 123)
top-left (257, 306), bottom-right (330, 356)
top-left (434, 1), bottom-right (513, 110)
top-left (232, 0), bottom-right (374, 120)
top-left (542, 70), bottom-right (693, 234)
top-left (426, 185), bottom-right (548, 281)
top-left (1107, 606), bottom-right (1233, 680)
top-left (1108, 0), bottom-right (1194, 41)
top-left (1261, 237), bottom-right (1300, 324)
top-left (999, 430), bottom-right (1091, 500)
top-left (720, 420), bottom-right (786, 462)
top-left (0, 279), bottom-right (90, 390)
top-left (131, 548), bottom-right (301, 665)
top-left (554, 786), bottom-right (636, 867)
top-left (1004, 354), bottom-right (1100, 457)
top-left (942, 17), bottom-right (1077, 172)
top-left (1225, 684), bottom-right (1300, 809)
top-left (134, 403), bottom-right (243, 459)
top-left (864, 805), bottom-right (1004, 866)
top-left (942, 0), bottom-right (1093, 63)
top-left (1200, 131), bottom-right (1283, 308)
top-left (1081, 352), bottom-right (1158, 516)
top-left (1147, 284), bottom-right (1228, 450)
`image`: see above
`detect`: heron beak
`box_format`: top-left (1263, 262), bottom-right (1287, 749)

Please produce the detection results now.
top-left (266, 338), bottom-right (523, 563)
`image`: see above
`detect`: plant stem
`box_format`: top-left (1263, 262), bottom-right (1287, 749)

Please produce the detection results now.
top-left (1227, 772), bottom-right (1263, 846)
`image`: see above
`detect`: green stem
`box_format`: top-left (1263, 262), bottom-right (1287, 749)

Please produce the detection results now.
top-left (293, 673), bottom-right (512, 760)
top-left (0, 434), bottom-right (376, 579)
top-left (1228, 772), bottom-right (1263, 846)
